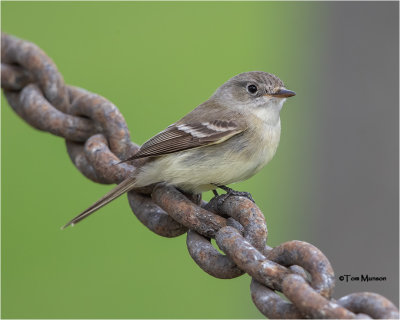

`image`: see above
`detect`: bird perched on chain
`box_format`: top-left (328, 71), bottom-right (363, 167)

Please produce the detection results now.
top-left (62, 71), bottom-right (295, 229)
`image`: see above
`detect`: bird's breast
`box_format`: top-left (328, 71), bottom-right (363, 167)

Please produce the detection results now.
top-left (241, 119), bottom-right (281, 176)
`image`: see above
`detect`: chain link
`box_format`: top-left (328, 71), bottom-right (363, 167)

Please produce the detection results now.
top-left (2, 32), bottom-right (399, 319)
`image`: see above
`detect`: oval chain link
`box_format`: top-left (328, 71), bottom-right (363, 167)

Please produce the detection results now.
top-left (2, 32), bottom-right (398, 319)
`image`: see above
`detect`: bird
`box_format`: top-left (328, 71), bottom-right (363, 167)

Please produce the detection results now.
top-left (62, 71), bottom-right (295, 229)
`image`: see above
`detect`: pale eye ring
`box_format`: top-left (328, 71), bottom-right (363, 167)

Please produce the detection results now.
top-left (247, 84), bottom-right (258, 94)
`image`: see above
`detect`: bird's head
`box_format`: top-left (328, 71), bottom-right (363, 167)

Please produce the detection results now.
top-left (214, 71), bottom-right (296, 111)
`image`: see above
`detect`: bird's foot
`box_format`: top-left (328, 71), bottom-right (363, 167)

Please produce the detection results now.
top-left (211, 185), bottom-right (256, 207)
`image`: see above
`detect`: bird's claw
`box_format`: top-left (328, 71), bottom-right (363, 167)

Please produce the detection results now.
top-left (211, 185), bottom-right (256, 207)
top-left (223, 189), bottom-right (256, 203)
top-left (239, 191), bottom-right (255, 203)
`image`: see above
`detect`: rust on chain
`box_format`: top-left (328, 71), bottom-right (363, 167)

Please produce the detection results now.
top-left (216, 226), bottom-right (290, 291)
top-left (2, 32), bottom-right (399, 319)
top-left (2, 32), bottom-right (69, 112)
top-left (251, 278), bottom-right (303, 319)
top-left (266, 240), bottom-right (335, 299)
top-left (186, 229), bottom-right (244, 279)
top-left (282, 274), bottom-right (357, 319)
top-left (337, 292), bottom-right (400, 319)
top-left (206, 196), bottom-right (269, 254)
top-left (128, 191), bottom-right (188, 238)
top-left (152, 184), bottom-right (227, 239)
top-left (1, 63), bottom-right (33, 90)
top-left (83, 134), bottom-right (134, 184)
top-left (191, 196), bottom-right (271, 279)
top-left (68, 86), bottom-right (138, 160)
top-left (4, 84), bottom-right (97, 141)
top-left (65, 139), bottom-right (106, 184)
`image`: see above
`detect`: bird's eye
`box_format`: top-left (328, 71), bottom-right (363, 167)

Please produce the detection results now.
top-left (247, 84), bottom-right (258, 94)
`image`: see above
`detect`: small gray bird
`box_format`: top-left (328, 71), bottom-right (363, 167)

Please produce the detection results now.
top-left (62, 71), bottom-right (295, 229)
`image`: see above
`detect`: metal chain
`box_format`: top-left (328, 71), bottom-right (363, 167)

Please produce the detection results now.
top-left (2, 32), bottom-right (399, 319)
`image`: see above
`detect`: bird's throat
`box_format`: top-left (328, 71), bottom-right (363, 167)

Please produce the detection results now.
top-left (252, 102), bottom-right (282, 126)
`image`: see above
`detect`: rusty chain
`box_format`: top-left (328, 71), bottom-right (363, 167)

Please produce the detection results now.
top-left (2, 33), bottom-right (399, 319)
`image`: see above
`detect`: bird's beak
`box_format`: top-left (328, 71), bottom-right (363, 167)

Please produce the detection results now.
top-left (267, 88), bottom-right (296, 98)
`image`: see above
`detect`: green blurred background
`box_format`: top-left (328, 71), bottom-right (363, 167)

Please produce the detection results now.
top-left (2, 2), bottom-right (398, 319)
top-left (2, 2), bottom-right (316, 318)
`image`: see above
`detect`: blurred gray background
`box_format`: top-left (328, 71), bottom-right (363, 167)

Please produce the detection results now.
top-left (313, 2), bottom-right (398, 302)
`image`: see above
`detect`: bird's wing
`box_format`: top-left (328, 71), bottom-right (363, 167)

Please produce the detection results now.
top-left (121, 119), bottom-right (245, 162)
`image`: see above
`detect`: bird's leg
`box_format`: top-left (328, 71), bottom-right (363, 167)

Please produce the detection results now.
top-left (212, 189), bottom-right (219, 197)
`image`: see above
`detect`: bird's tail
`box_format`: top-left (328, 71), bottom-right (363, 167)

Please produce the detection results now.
top-left (61, 176), bottom-right (137, 229)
